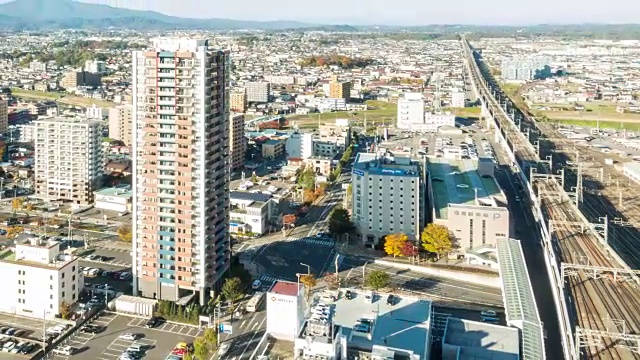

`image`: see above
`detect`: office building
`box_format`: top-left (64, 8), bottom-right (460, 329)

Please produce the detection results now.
top-left (86, 104), bottom-right (105, 119)
top-left (267, 281), bottom-right (306, 341)
top-left (329, 75), bottom-right (351, 100)
top-left (61, 70), bottom-right (102, 90)
top-left (132, 38), bottom-right (231, 305)
top-left (230, 91), bottom-right (247, 112)
top-left (245, 82), bottom-right (270, 103)
top-left (0, 99), bottom-right (7, 134)
top-left (0, 238), bottom-right (83, 320)
top-left (397, 93), bottom-right (425, 129)
top-left (352, 151), bottom-right (426, 245)
top-left (450, 90), bottom-right (465, 108)
top-left (293, 290), bottom-right (432, 359)
top-left (108, 104), bottom-right (133, 145)
top-left (427, 157), bottom-right (510, 255)
top-left (34, 117), bottom-right (103, 205)
top-left (229, 113), bottom-right (246, 172)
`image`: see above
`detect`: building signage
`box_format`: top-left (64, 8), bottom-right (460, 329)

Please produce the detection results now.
top-left (270, 295), bottom-right (294, 304)
top-left (381, 169), bottom-right (405, 175)
top-left (352, 169), bottom-right (364, 176)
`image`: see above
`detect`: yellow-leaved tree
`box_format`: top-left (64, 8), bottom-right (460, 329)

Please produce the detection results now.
top-left (384, 233), bottom-right (408, 258)
top-left (421, 223), bottom-right (453, 259)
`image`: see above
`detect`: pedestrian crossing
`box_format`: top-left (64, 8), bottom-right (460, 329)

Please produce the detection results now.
top-left (299, 237), bottom-right (335, 247)
top-left (260, 274), bottom-right (278, 285)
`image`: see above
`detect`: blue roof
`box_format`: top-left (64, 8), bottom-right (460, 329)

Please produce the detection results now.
top-left (230, 191), bottom-right (271, 202)
top-left (264, 139), bottom-right (283, 145)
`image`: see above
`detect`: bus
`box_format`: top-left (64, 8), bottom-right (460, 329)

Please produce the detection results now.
top-left (246, 292), bottom-right (265, 312)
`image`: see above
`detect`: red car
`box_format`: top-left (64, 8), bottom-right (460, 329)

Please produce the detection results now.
top-left (172, 348), bottom-right (187, 356)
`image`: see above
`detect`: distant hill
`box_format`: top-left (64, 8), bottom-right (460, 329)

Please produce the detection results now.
top-left (0, 0), bottom-right (314, 30)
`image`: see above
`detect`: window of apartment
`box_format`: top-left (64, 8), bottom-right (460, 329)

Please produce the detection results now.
top-left (50, 295), bottom-right (53, 300)
top-left (482, 220), bottom-right (487, 245)
top-left (50, 285), bottom-right (53, 290)
top-left (61, 273), bottom-right (65, 279)
top-left (62, 292), bottom-right (65, 298)
top-left (469, 219), bottom-right (474, 249)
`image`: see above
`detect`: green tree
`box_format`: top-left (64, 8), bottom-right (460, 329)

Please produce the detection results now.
top-left (193, 337), bottom-right (209, 359)
top-left (183, 353), bottom-right (193, 360)
top-left (421, 223), bottom-right (454, 259)
top-left (383, 233), bottom-right (408, 258)
top-left (297, 166), bottom-right (316, 190)
top-left (203, 327), bottom-right (218, 351)
top-left (328, 207), bottom-right (354, 240)
top-left (221, 277), bottom-right (244, 305)
top-left (250, 173), bottom-right (258, 183)
top-left (365, 270), bottom-right (390, 290)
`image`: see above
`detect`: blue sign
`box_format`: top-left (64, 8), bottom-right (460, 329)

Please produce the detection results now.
top-left (353, 169), bottom-right (365, 176)
top-left (219, 323), bottom-right (233, 334)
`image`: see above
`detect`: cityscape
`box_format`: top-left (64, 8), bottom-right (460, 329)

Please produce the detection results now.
top-left (0, 1), bottom-right (638, 360)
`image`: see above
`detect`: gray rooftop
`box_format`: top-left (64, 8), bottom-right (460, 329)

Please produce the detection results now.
top-left (330, 290), bottom-right (431, 359)
top-left (443, 318), bottom-right (520, 360)
top-left (230, 191), bottom-right (272, 202)
top-left (497, 238), bottom-right (545, 360)
top-left (427, 157), bottom-right (502, 220)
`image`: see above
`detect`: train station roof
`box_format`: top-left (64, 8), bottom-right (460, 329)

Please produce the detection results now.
top-left (497, 238), bottom-right (546, 360)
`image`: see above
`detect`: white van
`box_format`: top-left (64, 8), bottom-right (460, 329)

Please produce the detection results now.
top-left (52, 346), bottom-right (74, 356)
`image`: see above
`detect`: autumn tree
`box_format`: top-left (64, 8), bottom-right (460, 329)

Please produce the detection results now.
top-left (315, 182), bottom-right (328, 197)
top-left (421, 223), bottom-right (454, 259)
top-left (400, 241), bottom-right (419, 263)
top-left (11, 198), bottom-right (23, 212)
top-left (299, 274), bottom-right (317, 299)
top-left (7, 226), bottom-right (23, 239)
top-left (365, 270), bottom-right (390, 290)
top-left (117, 225), bottom-right (132, 242)
top-left (303, 188), bottom-right (317, 203)
top-left (250, 173), bottom-right (258, 183)
top-left (59, 301), bottom-right (71, 319)
top-left (323, 273), bottom-right (339, 290)
top-left (282, 214), bottom-right (297, 227)
top-left (221, 277), bottom-right (244, 306)
top-left (383, 233), bottom-right (408, 258)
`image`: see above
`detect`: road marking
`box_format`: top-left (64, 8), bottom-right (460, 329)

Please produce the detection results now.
top-left (239, 317), bottom-right (266, 360)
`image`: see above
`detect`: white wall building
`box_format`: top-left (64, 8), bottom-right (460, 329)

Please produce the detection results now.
top-left (0, 238), bottom-right (83, 320)
top-left (86, 104), bottom-right (106, 119)
top-left (397, 93), bottom-right (425, 129)
top-left (423, 112), bottom-right (456, 132)
top-left (229, 192), bottom-right (277, 236)
top-left (267, 281), bottom-right (306, 341)
top-left (94, 185), bottom-right (133, 213)
top-left (285, 132), bottom-right (314, 160)
top-left (84, 60), bottom-right (107, 74)
top-left (18, 123), bottom-right (36, 143)
top-left (34, 117), bottom-right (103, 205)
top-left (450, 90), bottom-right (465, 108)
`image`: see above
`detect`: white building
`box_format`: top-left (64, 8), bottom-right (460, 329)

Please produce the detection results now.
top-left (84, 60), bottom-right (106, 74)
top-left (267, 281), bottom-right (306, 341)
top-left (397, 93), bottom-right (425, 129)
top-left (94, 185), bottom-right (133, 213)
top-left (285, 132), bottom-right (314, 160)
top-left (423, 112), bottom-right (456, 132)
top-left (245, 81), bottom-right (270, 103)
top-left (264, 75), bottom-right (295, 85)
top-left (313, 140), bottom-right (338, 157)
top-left (86, 104), bottom-right (106, 119)
top-left (18, 123), bottom-right (36, 142)
top-left (229, 191), bottom-right (278, 236)
top-left (132, 38), bottom-right (231, 304)
top-left (450, 90), bottom-right (465, 108)
top-left (34, 117), bottom-right (103, 205)
top-left (29, 61), bottom-right (47, 73)
top-left (108, 105), bottom-right (133, 145)
top-left (0, 238), bottom-right (83, 320)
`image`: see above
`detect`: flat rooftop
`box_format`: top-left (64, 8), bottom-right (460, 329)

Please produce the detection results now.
top-left (354, 152), bottom-right (421, 178)
top-left (443, 318), bottom-right (519, 360)
top-left (427, 157), bottom-right (502, 220)
top-left (330, 290), bottom-right (431, 358)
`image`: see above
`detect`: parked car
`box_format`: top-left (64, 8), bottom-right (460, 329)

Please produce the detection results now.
top-left (119, 333), bottom-right (138, 341)
top-left (386, 294), bottom-right (396, 306)
top-left (18, 342), bottom-right (34, 354)
top-left (145, 317), bottom-right (165, 328)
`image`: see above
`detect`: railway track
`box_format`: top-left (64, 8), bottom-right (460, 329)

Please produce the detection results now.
top-left (464, 38), bottom-right (640, 359)
top-left (538, 180), bottom-right (640, 359)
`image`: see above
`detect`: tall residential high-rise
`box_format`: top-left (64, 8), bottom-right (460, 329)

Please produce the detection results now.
top-left (132, 38), bottom-right (231, 304)
top-left (229, 113), bottom-right (246, 172)
top-left (230, 90), bottom-right (247, 112)
top-left (108, 104), bottom-right (133, 145)
top-left (34, 117), bottom-right (103, 205)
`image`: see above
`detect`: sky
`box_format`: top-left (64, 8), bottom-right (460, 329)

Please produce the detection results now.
top-left (13, 0), bottom-right (640, 25)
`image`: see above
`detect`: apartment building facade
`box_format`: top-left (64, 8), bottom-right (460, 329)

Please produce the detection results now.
top-left (229, 113), bottom-right (246, 172)
top-left (230, 91), bottom-right (247, 112)
top-left (132, 38), bottom-right (231, 305)
top-left (0, 99), bottom-right (7, 134)
top-left (61, 70), bottom-right (102, 90)
top-left (0, 239), bottom-right (82, 320)
top-left (34, 118), bottom-right (103, 205)
top-left (329, 76), bottom-right (351, 100)
top-left (351, 152), bottom-right (426, 245)
top-left (245, 82), bottom-right (270, 103)
top-left (108, 104), bottom-right (133, 145)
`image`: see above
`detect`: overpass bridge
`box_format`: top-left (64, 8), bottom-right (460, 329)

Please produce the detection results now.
top-left (463, 37), bottom-right (640, 360)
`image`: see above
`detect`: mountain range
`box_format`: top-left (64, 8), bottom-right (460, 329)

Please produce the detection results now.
top-left (0, 0), bottom-right (320, 30)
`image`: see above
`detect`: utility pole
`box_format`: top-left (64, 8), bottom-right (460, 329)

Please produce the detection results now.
top-left (335, 255), bottom-right (340, 288)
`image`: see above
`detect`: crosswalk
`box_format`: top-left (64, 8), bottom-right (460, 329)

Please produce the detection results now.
top-left (299, 237), bottom-right (335, 247)
top-left (259, 274), bottom-right (278, 285)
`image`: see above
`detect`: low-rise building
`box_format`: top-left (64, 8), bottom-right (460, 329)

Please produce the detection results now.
top-left (442, 318), bottom-right (519, 360)
top-left (94, 185), bottom-right (133, 213)
top-left (0, 238), bottom-right (83, 320)
top-left (286, 132), bottom-right (314, 160)
top-left (305, 156), bottom-right (333, 176)
top-left (262, 139), bottom-right (285, 159)
top-left (427, 157), bottom-right (510, 256)
top-left (230, 191), bottom-right (279, 236)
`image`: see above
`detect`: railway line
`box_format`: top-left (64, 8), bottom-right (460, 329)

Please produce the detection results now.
top-left (538, 180), bottom-right (640, 359)
top-left (463, 37), bottom-right (640, 359)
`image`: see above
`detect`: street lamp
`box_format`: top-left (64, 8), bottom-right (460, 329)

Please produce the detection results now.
top-left (300, 263), bottom-right (311, 276)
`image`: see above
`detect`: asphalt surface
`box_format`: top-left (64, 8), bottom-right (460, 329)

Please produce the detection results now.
top-left (338, 257), bottom-right (504, 307)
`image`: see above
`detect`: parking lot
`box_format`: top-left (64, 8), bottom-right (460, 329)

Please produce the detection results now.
top-left (0, 313), bottom-right (71, 358)
top-left (51, 313), bottom-right (198, 360)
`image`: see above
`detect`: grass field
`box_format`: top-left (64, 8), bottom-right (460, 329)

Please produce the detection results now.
top-left (549, 118), bottom-right (640, 131)
top-left (286, 100), bottom-right (397, 129)
top-left (10, 88), bottom-right (115, 108)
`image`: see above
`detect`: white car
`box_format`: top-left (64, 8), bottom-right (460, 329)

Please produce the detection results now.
top-left (218, 342), bottom-right (231, 356)
top-left (118, 333), bottom-right (138, 341)
top-left (52, 346), bottom-right (74, 356)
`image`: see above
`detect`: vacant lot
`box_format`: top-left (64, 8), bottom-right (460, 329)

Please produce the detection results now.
top-left (286, 100), bottom-right (397, 129)
top-left (10, 88), bottom-right (115, 108)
